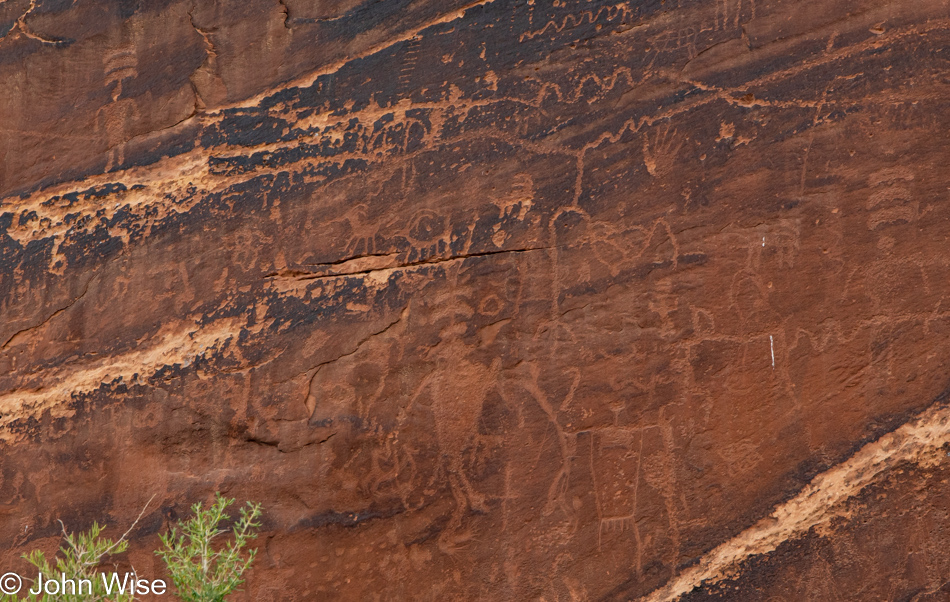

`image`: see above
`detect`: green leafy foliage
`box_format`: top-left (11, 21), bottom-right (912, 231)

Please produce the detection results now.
top-left (2, 495), bottom-right (262, 602)
top-left (155, 494), bottom-right (263, 602)
top-left (1, 521), bottom-right (134, 602)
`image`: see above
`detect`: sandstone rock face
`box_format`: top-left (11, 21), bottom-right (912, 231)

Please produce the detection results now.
top-left (2, 0), bottom-right (950, 599)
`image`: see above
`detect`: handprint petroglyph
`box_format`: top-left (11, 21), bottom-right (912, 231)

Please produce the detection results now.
top-left (643, 124), bottom-right (684, 178)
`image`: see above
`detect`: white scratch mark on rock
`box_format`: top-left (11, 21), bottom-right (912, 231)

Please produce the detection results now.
top-left (770, 335), bottom-right (775, 369)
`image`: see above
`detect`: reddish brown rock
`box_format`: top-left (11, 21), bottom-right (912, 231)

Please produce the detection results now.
top-left (2, 0), bottom-right (950, 600)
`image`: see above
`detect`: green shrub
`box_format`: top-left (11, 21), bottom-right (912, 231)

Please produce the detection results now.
top-left (4, 494), bottom-right (262, 601)
top-left (2, 511), bottom-right (145, 602)
top-left (156, 494), bottom-right (263, 602)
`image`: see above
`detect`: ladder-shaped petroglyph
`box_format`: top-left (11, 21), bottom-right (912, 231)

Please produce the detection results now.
top-left (100, 49), bottom-right (141, 171)
top-left (397, 37), bottom-right (422, 99)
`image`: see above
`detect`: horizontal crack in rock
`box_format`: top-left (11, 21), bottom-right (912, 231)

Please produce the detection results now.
top-left (265, 247), bottom-right (550, 282)
top-left (245, 431), bottom-right (336, 453)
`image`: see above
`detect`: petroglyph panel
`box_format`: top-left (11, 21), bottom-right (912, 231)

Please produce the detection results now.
top-left (3, 0), bottom-right (950, 599)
